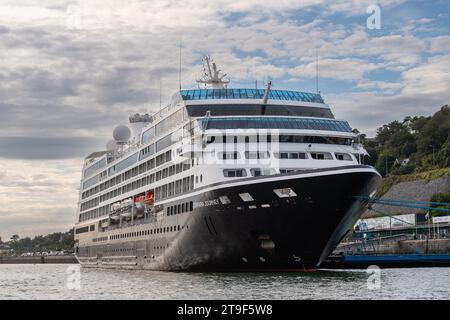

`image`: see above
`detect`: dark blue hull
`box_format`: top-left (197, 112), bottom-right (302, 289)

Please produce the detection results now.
top-left (162, 166), bottom-right (381, 271)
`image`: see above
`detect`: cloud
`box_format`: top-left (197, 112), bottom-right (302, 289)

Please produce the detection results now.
top-left (328, 54), bottom-right (450, 136)
top-left (0, 0), bottom-right (448, 238)
top-left (0, 208), bottom-right (76, 238)
top-left (0, 158), bottom-right (80, 238)
top-left (327, 0), bottom-right (406, 15)
top-left (0, 25), bottom-right (9, 34)
top-left (0, 136), bottom-right (102, 160)
top-left (430, 35), bottom-right (450, 52)
top-left (355, 79), bottom-right (403, 93)
top-left (0, 0), bottom-right (409, 33)
top-left (291, 58), bottom-right (378, 81)
top-left (401, 53), bottom-right (450, 96)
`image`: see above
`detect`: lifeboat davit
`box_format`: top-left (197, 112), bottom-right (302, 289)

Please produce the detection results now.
top-left (120, 198), bottom-right (133, 210)
top-left (134, 195), bottom-right (146, 217)
top-left (110, 202), bottom-right (121, 213)
top-left (120, 211), bottom-right (132, 218)
top-left (101, 220), bottom-right (110, 228)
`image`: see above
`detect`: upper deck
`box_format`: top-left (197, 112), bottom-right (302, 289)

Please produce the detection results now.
top-left (180, 88), bottom-right (332, 118)
top-left (180, 88), bottom-right (324, 103)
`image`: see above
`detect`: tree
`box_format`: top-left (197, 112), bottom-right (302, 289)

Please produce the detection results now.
top-left (375, 120), bottom-right (405, 147)
top-left (363, 105), bottom-right (450, 176)
top-left (416, 106), bottom-right (450, 159)
top-left (437, 135), bottom-right (450, 167)
top-left (410, 116), bottom-right (430, 133)
top-left (375, 153), bottom-right (397, 177)
top-left (10, 234), bottom-right (19, 242)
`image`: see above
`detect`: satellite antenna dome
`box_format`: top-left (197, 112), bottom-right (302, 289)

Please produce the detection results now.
top-left (113, 125), bottom-right (131, 143)
top-left (106, 139), bottom-right (118, 151)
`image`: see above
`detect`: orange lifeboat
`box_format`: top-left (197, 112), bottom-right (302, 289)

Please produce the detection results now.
top-left (135, 195), bottom-right (145, 203)
top-left (144, 190), bottom-right (154, 205)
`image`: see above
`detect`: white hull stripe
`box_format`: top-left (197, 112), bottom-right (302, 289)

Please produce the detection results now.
top-left (156, 166), bottom-right (380, 205)
top-left (74, 166), bottom-right (379, 227)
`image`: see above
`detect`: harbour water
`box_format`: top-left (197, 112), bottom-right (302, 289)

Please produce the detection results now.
top-left (0, 264), bottom-right (449, 299)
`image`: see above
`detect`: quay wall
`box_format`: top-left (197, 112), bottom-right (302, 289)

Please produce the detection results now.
top-left (0, 255), bottom-right (78, 264)
top-left (335, 238), bottom-right (450, 255)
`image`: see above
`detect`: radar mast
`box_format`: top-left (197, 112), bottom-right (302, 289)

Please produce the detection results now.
top-left (196, 55), bottom-right (230, 89)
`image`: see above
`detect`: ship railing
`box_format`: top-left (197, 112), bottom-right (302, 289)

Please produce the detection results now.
top-left (102, 255), bottom-right (137, 260)
top-left (339, 233), bottom-right (413, 247)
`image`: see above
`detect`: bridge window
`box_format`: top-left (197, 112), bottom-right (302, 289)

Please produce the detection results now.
top-left (335, 153), bottom-right (353, 161)
top-left (250, 168), bottom-right (277, 177)
top-left (218, 152), bottom-right (240, 160)
top-left (245, 151), bottom-right (270, 159)
top-left (198, 117), bottom-right (352, 132)
top-left (310, 152), bottom-right (333, 160)
top-left (275, 152), bottom-right (308, 159)
top-left (181, 89), bottom-right (324, 103)
top-left (223, 169), bottom-right (247, 177)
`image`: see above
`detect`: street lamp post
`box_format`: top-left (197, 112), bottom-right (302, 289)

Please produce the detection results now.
top-left (385, 158), bottom-right (396, 177)
top-left (429, 144), bottom-right (435, 166)
top-left (386, 157), bottom-right (388, 176)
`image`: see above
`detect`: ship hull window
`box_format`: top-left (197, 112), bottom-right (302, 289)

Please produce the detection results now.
top-left (223, 169), bottom-right (247, 177)
top-left (310, 152), bottom-right (333, 160)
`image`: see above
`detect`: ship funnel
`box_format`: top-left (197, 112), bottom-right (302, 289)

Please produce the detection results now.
top-left (128, 113), bottom-right (151, 145)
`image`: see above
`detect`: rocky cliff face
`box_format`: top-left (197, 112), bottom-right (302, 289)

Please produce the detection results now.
top-left (362, 176), bottom-right (450, 218)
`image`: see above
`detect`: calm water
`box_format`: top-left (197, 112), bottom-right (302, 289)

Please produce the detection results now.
top-left (0, 264), bottom-right (449, 300)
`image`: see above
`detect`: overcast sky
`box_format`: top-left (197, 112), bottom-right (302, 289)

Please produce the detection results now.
top-left (0, 0), bottom-right (449, 239)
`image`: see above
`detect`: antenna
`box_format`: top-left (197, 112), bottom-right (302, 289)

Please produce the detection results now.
top-left (179, 39), bottom-right (182, 91)
top-left (316, 48), bottom-right (319, 94)
top-left (159, 76), bottom-right (162, 112)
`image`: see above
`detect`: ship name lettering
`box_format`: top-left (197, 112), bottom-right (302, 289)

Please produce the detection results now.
top-left (193, 199), bottom-right (219, 208)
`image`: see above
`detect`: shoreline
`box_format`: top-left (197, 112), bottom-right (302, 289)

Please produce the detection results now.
top-left (0, 255), bottom-right (78, 264)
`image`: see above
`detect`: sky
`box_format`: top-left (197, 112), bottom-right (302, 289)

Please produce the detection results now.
top-left (0, 0), bottom-right (449, 239)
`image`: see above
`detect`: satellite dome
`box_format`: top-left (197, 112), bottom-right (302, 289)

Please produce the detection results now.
top-left (106, 139), bottom-right (118, 151)
top-left (113, 125), bottom-right (131, 143)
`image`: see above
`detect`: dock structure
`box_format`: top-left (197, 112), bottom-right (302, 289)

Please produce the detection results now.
top-left (321, 253), bottom-right (450, 269)
top-left (320, 183), bottom-right (450, 269)
top-left (0, 255), bottom-right (78, 264)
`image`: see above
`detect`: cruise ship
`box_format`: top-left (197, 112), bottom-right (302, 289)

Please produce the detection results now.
top-left (74, 56), bottom-right (382, 271)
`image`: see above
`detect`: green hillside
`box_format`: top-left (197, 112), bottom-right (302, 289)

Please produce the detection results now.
top-left (359, 105), bottom-right (450, 176)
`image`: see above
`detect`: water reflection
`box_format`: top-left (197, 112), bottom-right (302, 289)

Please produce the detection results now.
top-left (0, 265), bottom-right (448, 300)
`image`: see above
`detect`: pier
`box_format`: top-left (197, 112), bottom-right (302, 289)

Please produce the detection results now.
top-left (0, 255), bottom-right (77, 264)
